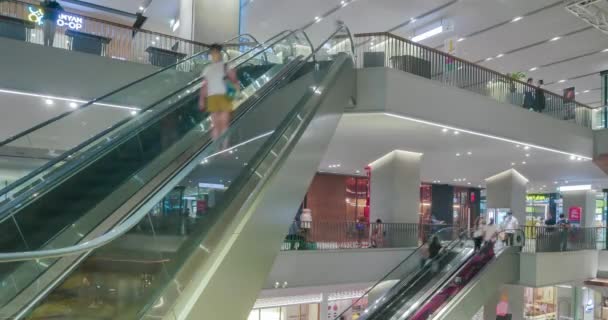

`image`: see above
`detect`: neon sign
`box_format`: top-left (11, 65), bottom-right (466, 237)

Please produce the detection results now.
top-left (28, 6), bottom-right (83, 30)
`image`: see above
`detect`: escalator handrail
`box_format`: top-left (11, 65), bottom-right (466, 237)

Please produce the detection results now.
top-left (0, 29), bottom-right (299, 217)
top-left (0, 25), bottom-right (353, 263)
top-left (408, 229), bottom-right (525, 320)
top-left (0, 33), bottom-right (264, 150)
top-left (335, 227), bottom-right (465, 320)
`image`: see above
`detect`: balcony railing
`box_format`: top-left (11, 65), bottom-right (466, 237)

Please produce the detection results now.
top-left (353, 32), bottom-right (597, 129)
top-left (0, 0), bottom-right (252, 66)
top-left (281, 221), bottom-right (448, 250)
top-left (522, 226), bottom-right (606, 253)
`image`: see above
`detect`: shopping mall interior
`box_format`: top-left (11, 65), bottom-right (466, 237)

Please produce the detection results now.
top-left (3, 0), bottom-right (608, 319)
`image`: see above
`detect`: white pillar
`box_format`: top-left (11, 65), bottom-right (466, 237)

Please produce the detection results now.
top-left (192, 0), bottom-right (240, 43)
top-left (319, 293), bottom-right (328, 320)
top-left (176, 0), bottom-right (193, 40)
top-left (505, 285), bottom-right (525, 320)
top-left (562, 190), bottom-right (597, 227)
top-left (485, 169), bottom-right (528, 223)
top-left (370, 150), bottom-right (422, 223)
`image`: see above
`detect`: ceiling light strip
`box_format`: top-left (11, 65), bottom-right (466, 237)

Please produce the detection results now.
top-left (375, 112), bottom-right (592, 160)
top-left (0, 88), bottom-right (139, 111)
top-left (435, 1), bottom-right (564, 49)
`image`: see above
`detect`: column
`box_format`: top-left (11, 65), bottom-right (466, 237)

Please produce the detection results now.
top-left (369, 150), bottom-right (422, 223)
top-left (506, 285), bottom-right (525, 320)
top-left (319, 293), bottom-right (328, 320)
top-left (562, 190), bottom-right (596, 227)
top-left (485, 169), bottom-right (528, 223)
top-left (192, 0), bottom-right (240, 43)
top-left (176, 0), bottom-right (193, 40)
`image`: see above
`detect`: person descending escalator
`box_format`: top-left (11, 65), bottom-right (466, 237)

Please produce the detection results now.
top-left (410, 242), bottom-right (495, 320)
top-left (199, 44), bottom-right (240, 145)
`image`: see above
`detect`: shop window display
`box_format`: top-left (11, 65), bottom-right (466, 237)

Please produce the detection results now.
top-left (249, 304), bottom-right (319, 320)
top-left (524, 286), bottom-right (556, 319)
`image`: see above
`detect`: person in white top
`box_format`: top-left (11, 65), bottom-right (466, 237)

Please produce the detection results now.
top-left (483, 218), bottom-right (498, 243)
top-left (501, 211), bottom-right (519, 246)
top-left (199, 44), bottom-right (240, 141)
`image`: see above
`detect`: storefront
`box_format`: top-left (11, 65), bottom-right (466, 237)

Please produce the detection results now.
top-left (524, 286), bottom-right (557, 319)
top-left (248, 304), bottom-right (320, 320)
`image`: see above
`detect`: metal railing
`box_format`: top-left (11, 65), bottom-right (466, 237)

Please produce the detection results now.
top-left (353, 32), bottom-right (596, 128)
top-left (281, 221), bottom-right (448, 250)
top-left (0, 0), bottom-right (253, 65)
top-left (522, 226), bottom-right (606, 253)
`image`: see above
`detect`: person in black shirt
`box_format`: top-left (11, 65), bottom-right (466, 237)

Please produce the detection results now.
top-left (534, 79), bottom-right (546, 113)
top-left (41, 0), bottom-right (63, 47)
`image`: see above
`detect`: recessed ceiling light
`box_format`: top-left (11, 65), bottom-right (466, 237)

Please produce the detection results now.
top-left (485, 57), bottom-right (493, 61)
top-left (442, 128), bottom-right (448, 133)
top-left (453, 131), bottom-right (460, 135)
top-left (525, 153), bottom-right (530, 157)
top-left (496, 53), bottom-right (504, 58)
top-left (583, 90), bottom-right (590, 93)
top-left (603, 48), bottom-right (608, 53)
top-left (151, 41), bottom-right (156, 45)
top-left (523, 146), bottom-right (530, 150)
top-left (550, 36), bottom-right (561, 42)
top-left (529, 67), bottom-right (538, 71)
top-left (522, 161), bottom-right (526, 164)
top-left (570, 155), bottom-right (576, 160)
top-left (467, 182), bottom-right (471, 185)
top-left (45, 99), bottom-right (54, 105)
top-left (138, 6), bottom-right (144, 10)
top-left (410, 17), bottom-right (417, 23)
top-left (467, 151), bottom-right (472, 155)
top-left (516, 144), bottom-right (521, 148)
top-left (356, 170), bottom-right (360, 173)
top-left (558, 79), bottom-right (566, 83)
top-left (130, 110), bottom-right (137, 115)
top-left (456, 153), bottom-right (461, 156)
top-left (511, 162), bottom-right (516, 166)
top-left (457, 38), bottom-right (465, 42)
top-left (511, 16), bottom-right (523, 22)
top-left (69, 102), bottom-right (78, 108)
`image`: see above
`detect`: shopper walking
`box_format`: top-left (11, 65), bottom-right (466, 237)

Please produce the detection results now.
top-left (199, 44), bottom-right (240, 143)
top-left (41, 0), bottom-right (63, 47)
top-left (501, 211), bottom-right (519, 246)
top-left (523, 78), bottom-right (535, 110)
top-left (534, 79), bottom-right (546, 113)
top-left (371, 218), bottom-right (384, 248)
top-left (557, 214), bottom-right (570, 251)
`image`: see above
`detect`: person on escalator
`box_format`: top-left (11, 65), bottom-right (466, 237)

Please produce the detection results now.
top-left (199, 44), bottom-right (240, 144)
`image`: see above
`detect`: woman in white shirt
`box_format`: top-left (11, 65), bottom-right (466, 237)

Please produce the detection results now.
top-left (199, 44), bottom-right (240, 141)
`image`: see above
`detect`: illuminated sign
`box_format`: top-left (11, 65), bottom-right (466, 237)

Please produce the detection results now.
top-left (28, 6), bottom-right (83, 30)
top-left (526, 194), bottom-right (549, 202)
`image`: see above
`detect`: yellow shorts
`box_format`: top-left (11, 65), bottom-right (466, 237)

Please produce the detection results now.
top-left (207, 94), bottom-right (233, 113)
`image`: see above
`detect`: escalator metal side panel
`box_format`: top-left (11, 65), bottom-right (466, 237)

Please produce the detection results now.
top-left (152, 57), bottom-right (356, 320)
top-left (431, 247), bottom-right (520, 320)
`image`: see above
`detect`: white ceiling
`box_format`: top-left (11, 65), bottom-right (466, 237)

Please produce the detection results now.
top-left (64, 0), bottom-right (608, 108)
top-left (242, 0), bottom-right (608, 107)
top-left (321, 113), bottom-right (608, 193)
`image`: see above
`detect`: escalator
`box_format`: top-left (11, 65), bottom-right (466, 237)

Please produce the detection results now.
top-left (340, 231), bottom-right (524, 320)
top-left (0, 26), bottom-right (356, 320)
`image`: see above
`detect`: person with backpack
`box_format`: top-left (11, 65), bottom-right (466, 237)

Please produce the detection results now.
top-left (199, 44), bottom-right (240, 143)
top-left (557, 214), bottom-right (570, 251)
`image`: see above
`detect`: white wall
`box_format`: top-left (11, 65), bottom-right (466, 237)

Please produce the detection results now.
top-left (519, 251), bottom-right (598, 287)
top-left (0, 37), bottom-right (159, 100)
top-left (192, 0), bottom-right (240, 43)
top-left (356, 68), bottom-right (594, 158)
top-left (264, 248), bottom-right (415, 289)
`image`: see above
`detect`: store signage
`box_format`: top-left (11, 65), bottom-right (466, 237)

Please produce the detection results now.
top-left (526, 194), bottom-right (549, 201)
top-left (28, 6), bottom-right (83, 30)
top-left (198, 182), bottom-right (225, 190)
top-left (568, 206), bottom-right (582, 223)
